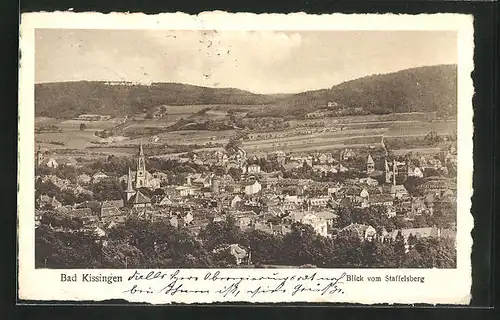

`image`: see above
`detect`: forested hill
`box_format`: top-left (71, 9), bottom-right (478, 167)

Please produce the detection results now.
top-left (247, 64), bottom-right (458, 118)
top-left (332, 64), bottom-right (457, 116)
top-left (34, 82), bottom-right (283, 118)
top-left (35, 64), bottom-right (457, 119)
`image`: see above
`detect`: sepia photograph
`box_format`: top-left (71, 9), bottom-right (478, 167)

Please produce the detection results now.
top-left (18, 12), bottom-right (475, 304)
top-left (33, 28), bottom-right (459, 270)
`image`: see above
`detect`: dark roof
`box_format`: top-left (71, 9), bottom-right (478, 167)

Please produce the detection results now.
top-left (131, 190), bottom-right (151, 204)
top-left (102, 200), bottom-right (124, 208)
top-left (100, 206), bottom-right (122, 217)
top-left (369, 194), bottom-right (394, 204)
top-left (70, 208), bottom-right (93, 216)
top-left (340, 223), bottom-right (375, 238)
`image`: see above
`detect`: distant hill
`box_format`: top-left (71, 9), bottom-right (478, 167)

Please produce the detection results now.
top-left (35, 64), bottom-right (457, 119)
top-left (34, 82), bottom-right (282, 119)
top-left (248, 64), bottom-right (457, 118)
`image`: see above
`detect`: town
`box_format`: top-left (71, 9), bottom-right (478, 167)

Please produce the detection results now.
top-left (35, 133), bottom-right (457, 269)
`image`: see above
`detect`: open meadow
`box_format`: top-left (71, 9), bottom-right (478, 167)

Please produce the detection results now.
top-left (36, 111), bottom-right (456, 158)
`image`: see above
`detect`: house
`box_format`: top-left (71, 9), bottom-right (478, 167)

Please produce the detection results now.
top-left (407, 166), bottom-right (424, 178)
top-left (327, 185), bottom-right (342, 196)
top-left (386, 205), bottom-right (397, 218)
top-left (58, 157), bottom-right (78, 167)
top-left (390, 185), bottom-right (409, 199)
top-left (340, 148), bottom-right (356, 160)
top-left (339, 223), bottom-right (376, 242)
top-left (77, 174), bottom-right (92, 185)
top-left (37, 195), bottom-right (62, 209)
top-left (314, 210), bottom-right (338, 227)
top-left (283, 161), bottom-right (302, 171)
top-left (170, 216), bottom-right (179, 228)
top-left (271, 151), bottom-right (286, 165)
top-left (99, 200), bottom-right (123, 220)
top-left (237, 216), bottom-right (252, 230)
top-left (411, 198), bottom-right (428, 215)
top-left (317, 153), bottom-right (333, 164)
top-left (93, 227), bottom-right (106, 238)
top-left (360, 188), bottom-right (370, 198)
top-left (183, 212), bottom-right (194, 225)
top-left (129, 190), bottom-right (151, 208)
top-left (301, 213), bottom-right (328, 237)
top-left (247, 164), bottom-right (261, 174)
top-left (158, 195), bottom-right (173, 206)
top-left (244, 181), bottom-right (262, 196)
top-left (189, 173), bottom-right (214, 188)
top-left (333, 163), bottom-right (348, 172)
top-left (213, 244), bottom-right (248, 265)
top-left (176, 186), bottom-right (196, 197)
top-left (359, 177), bottom-right (379, 186)
top-left (384, 227), bottom-right (456, 251)
top-left (308, 197), bottom-right (329, 208)
top-left (92, 172), bottom-right (108, 183)
top-left (231, 195), bottom-right (243, 208)
top-left (369, 194), bottom-right (394, 207)
top-left (41, 157), bottom-right (59, 169)
top-left (149, 135), bottom-right (160, 142)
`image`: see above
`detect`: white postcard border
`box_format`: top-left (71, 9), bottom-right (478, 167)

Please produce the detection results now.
top-left (18, 12), bottom-right (474, 304)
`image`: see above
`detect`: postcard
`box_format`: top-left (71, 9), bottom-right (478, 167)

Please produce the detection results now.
top-left (18, 12), bottom-right (474, 304)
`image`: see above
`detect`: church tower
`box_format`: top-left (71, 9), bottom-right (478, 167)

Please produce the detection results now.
top-left (124, 167), bottom-right (136, 202)
top-left (36, 145), bottom-right (43, 168)
top-left (384, 158), bottom-right (391, 184)
top-left (392, 159), bottom-right (398, 186)
top-left (367, 154), bottom-right (375, 173)
top-left (135, 141), bottom-right (147, 189)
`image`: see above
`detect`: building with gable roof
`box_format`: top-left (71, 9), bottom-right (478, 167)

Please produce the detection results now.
top-left (129, 190), bottom-right (152, 209)
top-left (367, 154), bottom-right (375, 173)
top-left (339, 223), bottom-right (376, 242)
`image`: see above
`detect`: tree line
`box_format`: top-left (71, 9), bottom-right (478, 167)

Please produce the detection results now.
top-left (36, 213), bottom-right (456, 269)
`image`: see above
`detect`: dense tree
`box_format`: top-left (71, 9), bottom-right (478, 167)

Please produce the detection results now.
top-left (394, 230), bottom-right (406, 267)
top-left (224, 139), bottom-right (243, 154)
top-left (412, 238), bottom-right (456, 268)
top-left (335, 208), bottom-right (353, 229)
top-left (40, 211), bottom-right (84, 230)
top-left (35, 225), bottom-right (100, 268)
top-left (199, 215), bottom-right (241, 250)
top-left (332, 231), bottom-right (364, 268)
top-left (91, 178), bottom-right (123, 201)
top-left (239, 230), bottom-right (282, 265)
top-left (228, 167), bottom-right (242, 182)
top-left (431, 201), bottom-right (457, 229)
top-left (361, 240), bottom-right (397, 268)
top-left (401, 248), bottom-right (424, 268)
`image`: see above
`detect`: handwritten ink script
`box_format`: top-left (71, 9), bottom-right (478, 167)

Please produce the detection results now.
top-left (123, 269), bottom-right (346, 300)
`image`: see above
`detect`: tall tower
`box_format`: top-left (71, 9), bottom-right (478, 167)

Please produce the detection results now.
top-left (124, 167), bottom-right (135, 202)
top-left (367, 154), bottom-right (375, 173)
top-left (36, 145), bottom-right (43, 168)
top-left (392, 160), bottom-right (398, 186)
top-left (384, 158), bottom-right (391, 184)
top-left (135, 141), bottom-right (147, 189)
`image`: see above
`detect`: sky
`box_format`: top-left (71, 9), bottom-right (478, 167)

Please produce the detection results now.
top-left (35, 29), bottom-right (457, 94)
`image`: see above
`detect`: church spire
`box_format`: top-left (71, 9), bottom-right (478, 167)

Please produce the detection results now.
top-left (124, 167), bottom-right (135, 202)
top-left (384, 158), bottom-right (390, 184)
top-left (135, 141), bottom-right (147, 189)
top-left (126, 167), bottom-right (134, 192)
top-left (392, 159), bottom-right (397, 186)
